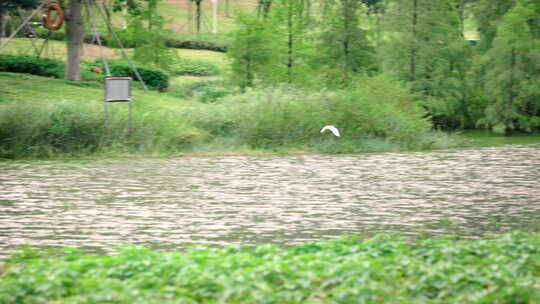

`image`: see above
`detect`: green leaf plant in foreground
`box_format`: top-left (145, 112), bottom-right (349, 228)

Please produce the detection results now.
top-left (1, 231), bottom-right (540, 303)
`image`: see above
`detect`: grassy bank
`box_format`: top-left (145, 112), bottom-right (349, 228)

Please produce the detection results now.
top-left (0, 72), bottom-right (465, 159)
top-left (2, 231), bottom-right (540, 303)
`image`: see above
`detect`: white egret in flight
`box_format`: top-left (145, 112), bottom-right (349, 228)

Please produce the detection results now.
top-left (320, 125), bottom-right (340, 137)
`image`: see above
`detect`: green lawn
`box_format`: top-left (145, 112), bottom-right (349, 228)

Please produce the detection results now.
top-left (0, 72), bottom-right (195, 110)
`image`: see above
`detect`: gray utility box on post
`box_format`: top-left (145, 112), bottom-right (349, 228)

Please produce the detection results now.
top-left (105, 77), bottom-right (132, 102)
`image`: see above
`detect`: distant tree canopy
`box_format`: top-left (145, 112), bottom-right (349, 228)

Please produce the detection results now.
top-left (226, 0), bottom-right (540, 132)
top-left (0, 0), bottom-right (38, 12)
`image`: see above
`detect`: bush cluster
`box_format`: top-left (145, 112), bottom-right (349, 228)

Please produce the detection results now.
top-left (165, 34), bottom-right (230, 52)
top-left (170, 80), bottom-right (235, 103)
top-left (101, 60), bottom-right (170, 91)
top-left (0, 55), bottom-right (169, 90)
top-left (170, 58), bottom-right (219, 76)
top-left (1, 232), bottom-right (540, 303)
top-left (0, 54), bottom-right (63, 78)
top-left (0, 99), bottom-right (207, 159)
top-left (185, 76), bottom-right (434, 151)
top-left (31, 29), bottom-right (229, 52)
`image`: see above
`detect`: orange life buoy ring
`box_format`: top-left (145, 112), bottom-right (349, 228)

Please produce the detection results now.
top-left (42, 3), bottom-right (64, 31)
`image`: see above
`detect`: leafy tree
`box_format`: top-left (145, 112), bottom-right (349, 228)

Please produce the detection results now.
top-left (227, 13), bottom-right (279, 88)
top-left (270, 0), bottom-right (315, 85)
top-left (380, 0), bottom-right (476, 129)
top-left (479, 0), bottom-right (540, 133)
top-left (128, 0), bottom-right (177, 70)
top-left (473, 0), bottom-right (517, 51)
top-left (381, 0), bottom-right (462, 86)
top-left (315, 0), bottom-right (377, 87)
top-left (0, 0), bottom-right (37, 37)
top-left (257, 0), bottom-right (273, 18)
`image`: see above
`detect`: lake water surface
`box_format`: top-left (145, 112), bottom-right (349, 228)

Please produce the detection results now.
top-left (1, 144), bottom-right (540, 257)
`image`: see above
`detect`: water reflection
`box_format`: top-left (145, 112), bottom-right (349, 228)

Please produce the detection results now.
top-left (1, 145), bottom-right (540, 257)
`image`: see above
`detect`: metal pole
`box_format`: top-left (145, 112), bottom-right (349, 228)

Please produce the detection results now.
top-left (128, 100), bottom-right (133, 137)
top-left (93, 1), bottom-right (149, 92)
top-left (104, 99), bottom-right (109, 129)
top-left (17, 8), bottom-right (40, 55)
top-left (84, 0), bottom-right (111, 76)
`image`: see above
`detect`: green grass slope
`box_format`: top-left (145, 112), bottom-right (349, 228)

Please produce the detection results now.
top-left (0, 71), bottom-right (468, 159)
top-left (0, 72), bottom-right (210, 159)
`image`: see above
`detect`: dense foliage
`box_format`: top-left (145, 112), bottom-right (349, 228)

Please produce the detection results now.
top-left (183, 76), bottom-right (462, 152)
top-left (0, 54), bottom-right (63, 78)
top-left (2, 231), bottom-right (540, 303)
top-left (170, 58), bottom-right (219, 76)
top-left (171, 80), bottom-right (235, 102)
top-left (94, 60), bottom-right (170, 91)
top-left (28, 30), bottom-right (229, 53)
top-left (0, 82), bottom-right (204, 158)
top-left (226, 0), bottom-right (540, 133)
top-left (0, 55), bottom-right (170, 90)
top-left (165, 34), bottom-right (230, 52)
top-left (0, 72), bottom-right (462, 159)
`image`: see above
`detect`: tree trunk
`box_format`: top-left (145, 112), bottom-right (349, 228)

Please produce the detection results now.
top-left (195, 0), bottom-right (202, 33)
top-left (65, 0), bottom-right (85, 81)
top-left (507, 46), bottom-right (516, 131)
top-left (287, 1), bottom-right (293, 83)
top-left (457, 0), bottom-right (465, 37)
top-left (0, 12), bottom-right (9, 38)
top-left (409, 0), bottom-right (417, 82)
top-left (257, 0), bottom-right (272, 18)
top-left (342, 0), bottom-right (353, 75)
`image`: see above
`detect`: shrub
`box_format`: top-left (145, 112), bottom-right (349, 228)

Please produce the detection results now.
top-left (169, 81), bottom-right (235, 103)
top-left (0, 101), bottom-right (105, 158)
top-left (186, 76), bottom-right (432, 150)
top-left (102, 60), bottom-right (170, 91)
top-left (104, 30), bottom-right (230, 52)
top-left (0, 99), bottom-right (209, 159)
top-left (165, 34), bottom-right (230, 52)
top-left (170, 58), bottom-right (219, 76)
top-left (0, 54), bottom-right (63, 78)
top-left (32, 28), bottom-right (230, 52)
top-left (2, 232), bottom-right (540, 303)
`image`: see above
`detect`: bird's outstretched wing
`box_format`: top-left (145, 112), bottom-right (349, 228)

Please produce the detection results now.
top-left (320, 125), bottom-right (340, 137)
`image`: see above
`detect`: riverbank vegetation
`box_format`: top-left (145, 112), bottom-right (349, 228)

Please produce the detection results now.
top-left (1, 0), bottom-right (539, 159)
top-left (2, 231), bottom-right (540, 303)
top-left (0, 72), bottom-right (465, 159)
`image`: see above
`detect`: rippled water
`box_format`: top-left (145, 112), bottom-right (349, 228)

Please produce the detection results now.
top-left (1, 145), bottom-right (540, 257)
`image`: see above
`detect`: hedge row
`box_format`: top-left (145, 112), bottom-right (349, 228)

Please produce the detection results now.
top-left (103, 60), bottom-right (170, 91)
top-left (165, 34), bottom-right (230, 52)
top-left (31, 30), bottom-right (230, 52)
top-left (0, 54), bottom-right (169, 90)
top-left (0, 54), bottom-right (63, 78)
top-left (171, 58), bottom-right (219, 76)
